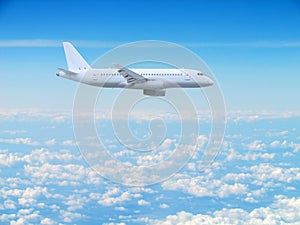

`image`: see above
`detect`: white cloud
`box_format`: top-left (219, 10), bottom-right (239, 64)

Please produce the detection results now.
top-left (90, 187), bottom-right (146, 207)
top-left (0, 39), bottom-right (121, 48)
top-left (51, 115), bottom-right (68, 123)
top-left (0, 148), bottom-right (79, 167)
top-left (0, 137), bottom-right (39, 146)
top-left (6, 209), bottom-right (42, 225)
top-left (160, 203), bottom-right (169, 209)
top-left (10, 218), bottom-right (26, 225)
top-left (0, 111), bottom-right (72, 124)
top-left (0, 213), bottom-right (16, 222)
top-left (269, 140), bottom-right (300, 153)
top-left (283, 151), bottom-right (294, 157)
top-left (65, 194), bottom-right (89, 211)
top-left (2, 130), bottom-right (26, 135)
top-left (217, 183), bottom-right (248, 198)
top-left (225, 148), bottom-right (275, 161)
top-left (60, 210), bottom-right (84, 223)
top-left (2, 39), bottom-right (300, 48)
top-left (227, 111), bottom-right (300, 122)
top-left (138, 199), bottom-right (150, 206)
top-left (89, 187), bottom-right (151, 207)
top-left (103, 223), bottom-right (126, 225)
top-left (16, 187), bottom-right (48, 208)
top-left (162, 160), bottom-right (299, 202)
top-left (161, 174), bottom-right (247, 198)
top-left (24, 163), bottom-right (101, 186)
top-left (223, 173), bottom-right (252, 183)
top-left (267, 130), bottom-right (289, 137)
top-left (61, 140), bottom-right (77, 146)
top-left (136, 148), bottom-right (173, 166)
top-left (3, 199), bottom-right (16, 209)
top-left (293, 143), bottom-right (300, 153)
top-left (270, 140), bottom-right (280, 148)
top-left (0, 39), bottom-right (62, 47)
top-left (151, 195), bottom-right (300, 225)
top-left (97, 189), bottom-right (131, 206)
top-left (242, 152), bottom-right (275, 161)
top-left (249, 164), bottom-right (300, 184)
top-left (44, 139), bottom-right (56, 146)
top-left (197, 135), bottom-right (208, 149)
top-left (41, 218), bottom-right (56, 225)
top-left (246, 140), bottom-right (266, 151)
top-left (226, 148), bottom-right (241, 161)
top-left (114, 206), bottom-right (126, 211)
top-left (270, 140), bottom-right (289, 149)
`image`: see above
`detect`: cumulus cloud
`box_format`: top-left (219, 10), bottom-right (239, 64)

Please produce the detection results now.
top-left (161, 173), bottom-right (248, 198)
top-left (60, 210), bottom-right (85, 223)
top-left (269, 140), bottom-right (300, 153)
top-left (0, 148), bottom-right (79, 167)
top-left (103, 222), bottom-right (126, 225)
top-left (0, 109), bottom-right (299, 224)
top-left (41, 218), bottom-right (56, 225)
top-left (242, 152), bottom-right (275, 161)
top-left (88, 187), bottom-right (153, 207)
top-left (44, 139), bottom-right (56, 146)
top-left (95, 188), bottom-right (131, 206)
top-left (0, 137), bottom-right (39, 146)
top-left (24, 163), bottom-right (101, 186)
top-left (138, 199), bottom-right (150, 206)
top-left (114, 206), bottom-right (126, 211)
top-left (246, 140), bottom-right (266, 151)
top-left (248, 164), bottom-right (300, 184)
top-left (64, 194), bottom-right (89, 211)
top-left (226, 148), bottom-right (275, 161)
top-left (61, 140), bottom-right (77, 146)
top-left (160, 203), bottom-right (169, 209)
top-left (2, 199), bottom-right (16, 209)
top-left (151, 195), bottom-right (300, 225)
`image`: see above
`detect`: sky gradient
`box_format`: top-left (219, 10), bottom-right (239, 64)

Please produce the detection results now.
top-left (0, 0), bottom-right (300, 111)
top-left (1, 1), bottom-right (300, 224)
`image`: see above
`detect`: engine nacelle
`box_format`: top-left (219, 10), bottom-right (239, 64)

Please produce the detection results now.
top-left (128, 79), bottom-right (165, 90)
top-left (143, 89), bottom-right (166, 96)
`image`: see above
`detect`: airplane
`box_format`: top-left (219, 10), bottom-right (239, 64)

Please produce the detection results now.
top-left (56, 42), bottom-right (214, 96)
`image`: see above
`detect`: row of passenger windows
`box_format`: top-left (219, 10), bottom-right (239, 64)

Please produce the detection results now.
top-left (98, 73), bottom-right (185, 76)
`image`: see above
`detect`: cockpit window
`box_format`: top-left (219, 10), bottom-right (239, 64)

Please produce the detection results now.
top-left (197, 72), bottom-right (203, 76)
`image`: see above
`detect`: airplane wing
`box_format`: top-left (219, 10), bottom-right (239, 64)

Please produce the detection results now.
top-left (114, 64), bottom-right (148, 84)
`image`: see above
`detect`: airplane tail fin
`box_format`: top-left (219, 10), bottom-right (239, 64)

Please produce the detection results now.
top-left (63, 42), bottom-right (90, 71)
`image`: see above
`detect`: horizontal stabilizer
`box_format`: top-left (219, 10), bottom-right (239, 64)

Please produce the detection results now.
top-left (58, 67), bottom-right (78, 75)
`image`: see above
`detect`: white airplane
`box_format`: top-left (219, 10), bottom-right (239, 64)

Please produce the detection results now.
top-left (56, 42), bottom-right (214, 96)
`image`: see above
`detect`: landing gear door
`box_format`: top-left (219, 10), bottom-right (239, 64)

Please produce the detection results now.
top-left (184, 72), bottom-right (191, 80)
top-left (92, 72), bottom-right (98, 81)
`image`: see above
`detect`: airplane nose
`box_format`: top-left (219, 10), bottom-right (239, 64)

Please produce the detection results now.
top-left (206, 77), bottom-right (214, 86)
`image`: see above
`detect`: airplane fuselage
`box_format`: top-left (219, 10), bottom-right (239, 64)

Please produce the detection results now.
top-left (57, 42), bottom-right (214, 96)
top-left (57, 68), bottom-right (213, 89)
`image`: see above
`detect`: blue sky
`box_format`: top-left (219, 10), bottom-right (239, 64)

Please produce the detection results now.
top-left (1, 1), bottom-right (300, 224)
top-left (0, 0), bottom-right (300, 110)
